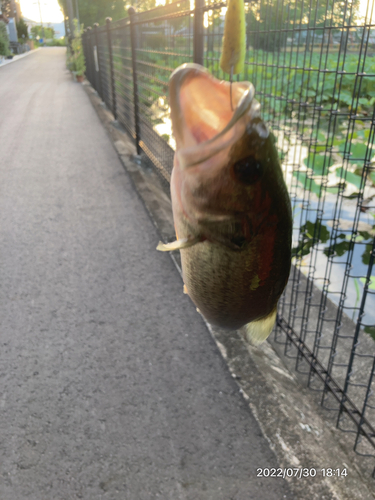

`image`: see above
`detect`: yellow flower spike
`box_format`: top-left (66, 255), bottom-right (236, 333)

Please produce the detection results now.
top-left (220, 0), bottom-right (246, 75)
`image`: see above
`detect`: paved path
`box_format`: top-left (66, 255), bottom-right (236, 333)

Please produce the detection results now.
top-left (0, 48), bottom-right (292, 499)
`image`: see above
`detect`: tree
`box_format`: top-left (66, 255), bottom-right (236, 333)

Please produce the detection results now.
top-left (127, 0), bottom-right (157, 13)
top-left (246, 1), bottom-right (289, 52)
top-left (58, 0), bottom-right (128, 28)
top-left (245, 0), bottom-right (361, 52)
top-left (16, 17), bottom-right (29, 40)
top-left (1, 0), bottom-right (11, 18)
top-left (31, 25), bottom-right (55, 40)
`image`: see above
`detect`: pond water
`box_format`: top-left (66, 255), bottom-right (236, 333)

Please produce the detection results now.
top-left (281, 131), bottom-right (375, 332)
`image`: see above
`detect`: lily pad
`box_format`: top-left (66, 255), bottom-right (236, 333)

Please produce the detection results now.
top-left (303, 152), bottom-right (333, 175)
top-left (360, 276), bottom-right (375, 291)
top-left (335, 167), bottom-right (363, 190)
top-left (293, 172), bottom-right (322, 197)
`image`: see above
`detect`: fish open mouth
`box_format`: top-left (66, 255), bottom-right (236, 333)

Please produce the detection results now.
top-left (169, 63), bottom-right (258, 168)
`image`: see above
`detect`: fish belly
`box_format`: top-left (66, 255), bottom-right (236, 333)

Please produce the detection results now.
top-left (179, 238), bottom-right (277, 331)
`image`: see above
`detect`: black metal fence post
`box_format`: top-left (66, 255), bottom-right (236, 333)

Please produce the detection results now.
top-left (128, 7), bottom-right (141, 156)
top-left (106, 17), bottom-right (117, 120)
top-left (93, 23), bottom-right (103, 100)
top-left (85, 27), bottom-right (93, 87)
top-left (82, 29), bottom-right (89, 83)
top-left (194, 0), bottom-right (204, 65)
top-left (82, 29), bottom-right (86, 68)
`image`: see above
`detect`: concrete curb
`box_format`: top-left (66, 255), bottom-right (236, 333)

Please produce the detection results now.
top-left (82, 80), bottom-right (375, 500)
top-left (0, 47), bottom-right (41, 68)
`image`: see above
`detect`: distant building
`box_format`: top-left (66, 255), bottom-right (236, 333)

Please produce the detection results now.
top-left (7, 16), bottom-right (16, 41)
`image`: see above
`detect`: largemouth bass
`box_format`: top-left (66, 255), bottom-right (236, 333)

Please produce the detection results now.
top-left (158, 64), bottom-right (292, 346)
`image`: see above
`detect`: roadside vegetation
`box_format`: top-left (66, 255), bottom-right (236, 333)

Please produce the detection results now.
top-left (0, 21), bottom-right (10, 56)
top-left (66, 20), bottom-right (85, 77)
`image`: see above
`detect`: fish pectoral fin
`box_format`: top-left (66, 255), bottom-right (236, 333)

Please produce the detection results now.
top-left (241, 308), bottom-right (277, 347)
top-left (156, 236), bottom-right (201, 252)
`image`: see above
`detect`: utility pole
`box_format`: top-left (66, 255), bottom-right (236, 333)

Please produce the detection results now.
top-left (37, 0), bottom-right (45, 40)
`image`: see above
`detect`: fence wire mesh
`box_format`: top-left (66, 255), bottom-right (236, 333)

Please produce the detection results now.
top-left (82, 0), bottom-right (375, 474)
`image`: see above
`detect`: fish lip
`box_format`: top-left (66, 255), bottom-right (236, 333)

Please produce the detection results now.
top-left (169, 63), bottom-right (256, 168)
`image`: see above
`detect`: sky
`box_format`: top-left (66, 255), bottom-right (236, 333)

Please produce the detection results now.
top-left (19, 0), bottom-right (64, 23)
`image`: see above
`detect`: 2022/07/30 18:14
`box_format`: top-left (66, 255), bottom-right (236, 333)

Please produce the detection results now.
top-left (256, 467), bottom-right (348, 478)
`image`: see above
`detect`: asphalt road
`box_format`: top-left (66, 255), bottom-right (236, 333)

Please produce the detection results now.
top-left (0, 48), bottom-right (292, 500)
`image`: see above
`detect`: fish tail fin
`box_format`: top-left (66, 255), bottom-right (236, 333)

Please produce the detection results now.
top-left (241, 308), bottom-right (277, 347)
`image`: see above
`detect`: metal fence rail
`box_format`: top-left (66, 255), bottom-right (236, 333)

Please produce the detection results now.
top-left (82, 0), bottom-right (375, 474)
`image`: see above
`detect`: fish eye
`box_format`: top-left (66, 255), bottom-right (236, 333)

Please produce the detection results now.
top-left (232, 157), bottom-right (263, 185)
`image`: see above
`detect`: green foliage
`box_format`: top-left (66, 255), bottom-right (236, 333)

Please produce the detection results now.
top-left (58, 0), bottom-right (127, 28)
top-left (335, 167), bottom-right (363, 190)
top-left (67, 20), bottom-right (86, 76)
top-left (292, 220), bottom-right (330, 258)
top-left (246, 6), bottom-right (288, 52)
top-left (31, 25), bottom-right (55, 40)
top-left (360, 276), bottom-right (375, 290)
top-left (128, 0), bottom-right (157, 12)
top-left (0, 21), bottom-right (10, 57)
top-left (323, 234), bottom-right (350, 258)
top-left (365, 325), bottom-right (375, 341)
top-left (303, 152), bottom-right (334, 175)
top-left (292, 172), bottom-right (323, 197)
top-left (47, 37), bottom-right (66, 47)
top-left (244, 0), bottom-right (360, 53)
top-left (16, 18), bottom-right (29, 40)
top-left (292, 218), bottom-right (374, 279)
top-left (142, 31), bottom-right (166, 50)
top-left (0, 0), bottom-right (11, 17)
top-left (362, 242), bottom-right (374, 266)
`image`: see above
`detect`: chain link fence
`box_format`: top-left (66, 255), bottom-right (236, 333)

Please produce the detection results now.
top-left (82, 0), bottom-right (375, 475)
